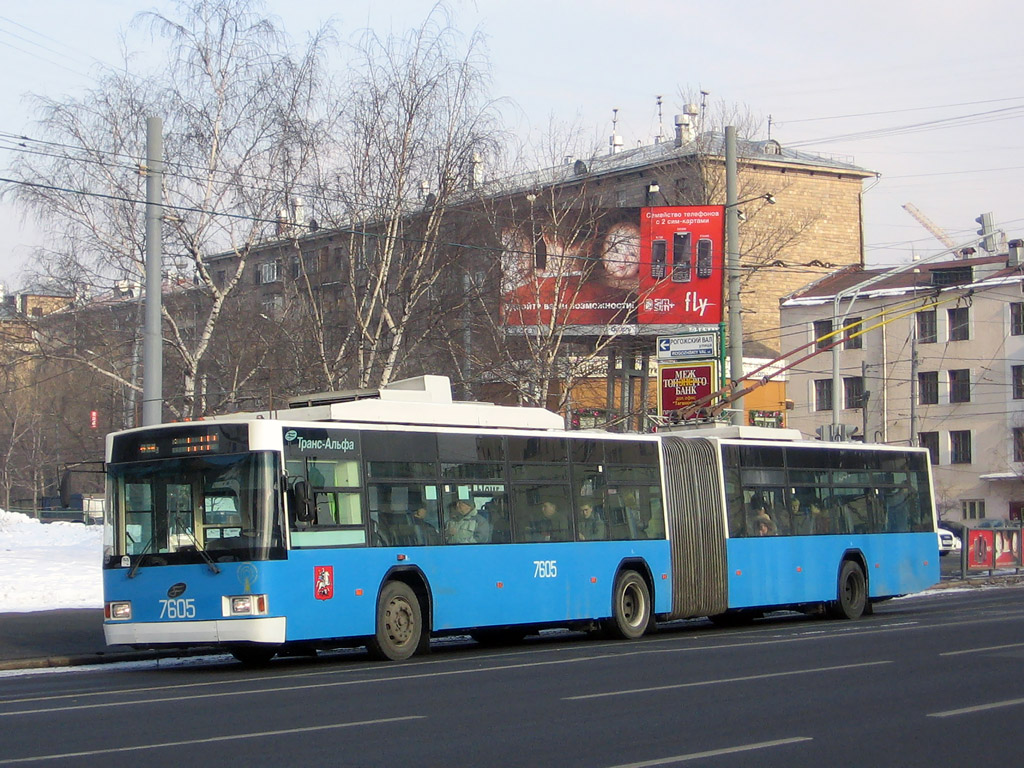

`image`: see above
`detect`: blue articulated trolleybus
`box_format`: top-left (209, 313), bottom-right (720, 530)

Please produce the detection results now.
top-left (102, 375), bottom-right (939, 664)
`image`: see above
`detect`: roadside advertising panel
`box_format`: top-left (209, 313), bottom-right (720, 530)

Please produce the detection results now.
top-left (966, 529), bottom-right (995, 570)
top-left (966, 526), bottom-right (1022, 572)
top-left (658, 362), bottom-right (718, 418)
top-left (500, 206), bottom-right (724, 335)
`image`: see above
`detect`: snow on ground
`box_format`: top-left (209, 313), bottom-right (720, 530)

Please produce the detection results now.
top-left (0, 509), bottom-right (104, 613)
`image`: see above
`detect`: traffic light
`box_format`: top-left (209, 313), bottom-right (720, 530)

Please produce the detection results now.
top-left (976, 212), bottom-right (997, 253)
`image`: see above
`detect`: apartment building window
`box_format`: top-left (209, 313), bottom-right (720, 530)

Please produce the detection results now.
top-left (916, 310), bottom-right (937, 344)
top-left (948, 369), bottom-right (971, 403)
top-left (1014, 365), bottom-right (1024, 399)
top-left (814, 379), bottom-right (833, 411)
top-left (813, 319), bottom-right (833, 350)
top-left (918, 371), bottom-right (938, 405)
top-left (1012, 302), bottom-right (1024, 336)
top-left (256, 260), bottom-right (280, 285)
top-left (1014, 428), bottom-right (1024, 462)
top-left (962, 499), bottom-right (985, 520)
top-left (844, 316), bottom-right (863, 350)
top-left (948, 306), bottom-right (969, 341)
top-left (843, 376), bottom-right (864, 409)
top-left (950, 430), bottom-right (972, 464)
top-left (919, 431), bottom-right (939, 465)
top-left (260, 295), bottom-right (283, 318)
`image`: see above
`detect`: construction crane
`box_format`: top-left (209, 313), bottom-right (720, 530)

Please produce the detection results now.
top-left (902, 203), bottom-right (957, 250)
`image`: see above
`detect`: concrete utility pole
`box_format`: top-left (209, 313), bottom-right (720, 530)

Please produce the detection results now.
top-left (725, 126), bottom-right (743, 425)
top-left (142, 117), bottom-right (164, 426)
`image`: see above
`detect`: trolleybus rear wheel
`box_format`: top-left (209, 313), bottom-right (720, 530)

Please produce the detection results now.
top-left (368, 581), bottom-right (422, 661)
top-left (829, 560), bottom-right (867, 620)
top-left (605, 570), bottom-right (651, 640)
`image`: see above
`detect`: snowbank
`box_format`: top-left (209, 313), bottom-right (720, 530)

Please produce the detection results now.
top-left (0, 509), bottom-right (104, 613)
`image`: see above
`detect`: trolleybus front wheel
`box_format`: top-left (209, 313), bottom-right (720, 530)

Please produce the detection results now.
top-left (829, 560), bottom-right (867, 620)
top-left (368, 581), bottom-right (423, 661)
top-left (604, 570), bottom-right (651, 640)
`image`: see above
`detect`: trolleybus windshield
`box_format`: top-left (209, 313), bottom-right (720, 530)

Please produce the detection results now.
top-left (105, 451), bottom-right (284, 568)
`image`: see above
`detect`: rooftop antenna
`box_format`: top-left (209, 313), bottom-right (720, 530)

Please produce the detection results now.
top-left (767, 114), bottom-right (773, 141)
top-left (609, 108), bottom-right (623, 155)
top-left (655, 95), bottom-right (664, 144)
top-left (699, 90), bottom-right (709, 131)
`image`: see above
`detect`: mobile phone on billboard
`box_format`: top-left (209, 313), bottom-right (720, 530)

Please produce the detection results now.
top-left (672, 232), bottom-right (692, 283)
top-left (651, 239), bottom-right (667, 279)
top-left (697, 237), bottom-right (713, 278)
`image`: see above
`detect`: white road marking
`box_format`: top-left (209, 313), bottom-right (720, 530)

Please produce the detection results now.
top-left (929, 698), bottom-right (1024, 718)
top-left (940, 641), bottom-right (1024, 656)
top-left (0, 655), bottom-right (607, 716)
top-left (604, 737), bottom-right (812, 767)
top-left (564, 660), bottom-right (892, 700)
top-left (0, 715), bottom-right (425, 764)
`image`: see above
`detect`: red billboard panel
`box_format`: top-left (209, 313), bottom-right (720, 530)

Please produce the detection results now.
top-left (500, 206), bottom-right (724, 335)
top-left (639, 206), bottom-right (724, 325)
top-left (658, 362), bottom-right (718, 417)
top-left (967, 529), bottom-right (995, 570)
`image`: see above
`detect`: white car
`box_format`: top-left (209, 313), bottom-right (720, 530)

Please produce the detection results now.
top-left (937, 527), bottom-right (961, 556)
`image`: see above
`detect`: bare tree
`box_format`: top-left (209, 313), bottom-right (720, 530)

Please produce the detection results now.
top-left (289, 10), bottom-right (502, 390)
top-left (6, 0), bottom-right (340, 418)
top-left (455, 180), bottom-right (644, 419)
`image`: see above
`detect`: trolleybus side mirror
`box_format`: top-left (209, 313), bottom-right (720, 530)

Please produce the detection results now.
top-left (290, 479), bottom-right (316, 523)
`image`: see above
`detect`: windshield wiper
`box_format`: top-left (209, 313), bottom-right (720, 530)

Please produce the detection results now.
top-left (126, 537), bottom-right (155, 579)
top-left (174, 517), bottom-right (221, 575)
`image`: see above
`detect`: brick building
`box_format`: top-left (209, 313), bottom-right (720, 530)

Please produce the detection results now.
top-left (207, 130), bottom-right (875, 427)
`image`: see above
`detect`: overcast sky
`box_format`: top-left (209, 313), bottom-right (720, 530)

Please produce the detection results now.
top-left (2, 0), bottom-right (1022, 287)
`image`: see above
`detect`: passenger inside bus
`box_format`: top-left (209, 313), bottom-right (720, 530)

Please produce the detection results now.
top-left (576, 501), bottom-right (606, 541)
top-left (748, 494), bottom-right (776, 536)
top-left (411, 506), bottom-right (442, 545)
top-left (528, 501), bottom-right (571, 542)
top-left (445, 499), bottom-right (491, 544)
top-left (481, 496), bottom-right (511, 543)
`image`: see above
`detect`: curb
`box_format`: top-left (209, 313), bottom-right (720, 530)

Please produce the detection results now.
top-left (0, 647), bottom-right (216, 672)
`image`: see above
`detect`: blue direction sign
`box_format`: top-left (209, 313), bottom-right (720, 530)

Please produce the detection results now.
top-left (656, 332), bottom-right (719, 361)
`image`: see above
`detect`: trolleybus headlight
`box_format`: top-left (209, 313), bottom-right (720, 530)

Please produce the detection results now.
top-left (223, 594), bottom-right (268, 616)
top-left (105, 601), bottom-right (132, 620)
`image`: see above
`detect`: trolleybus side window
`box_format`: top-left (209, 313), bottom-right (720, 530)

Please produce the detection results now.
top-left (604, 465), bottom-right (662, 540)
top-left (509, 436), bottom-right (573, 543)
top-left (722, 444), bottom-right (935, 538)
top-left (369, 482), bottom-right (443, 546)
top-left (363, 431), bottom-right (437, 479)
top-left (288, 457), bottom-right (365, 547)
top-left (571, 440), bottom-right (609, 541)
top-left (438, 434), bottom-right (509, 542)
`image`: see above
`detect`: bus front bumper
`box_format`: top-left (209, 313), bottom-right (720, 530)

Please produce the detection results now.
top-left (104, 616), bottom-right (286, 647)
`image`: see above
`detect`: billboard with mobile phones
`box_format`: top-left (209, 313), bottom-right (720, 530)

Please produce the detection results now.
top-left (639, 206), bottom-right (725, 326)
top-left (500, 205), bottom-right (725, 334)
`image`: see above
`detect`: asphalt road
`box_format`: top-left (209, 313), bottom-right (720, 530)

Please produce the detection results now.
top-left (1, 585), bottom-right (1023, 767)
top-left (0, 610), bottom-right (110, 662)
